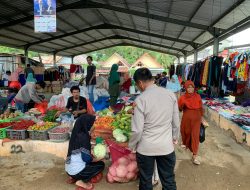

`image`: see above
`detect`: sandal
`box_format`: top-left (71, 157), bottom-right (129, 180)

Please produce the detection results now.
top-left (75, 184), bottom-right (94, 190)
top-left (66, 177), bottom-right (77, 184)
top-left (181, 145), bottom-right (186, 149)
top-left (90, 173), bottom-right (103, 183)
top-left (192, 157), bottom-right (201, 165)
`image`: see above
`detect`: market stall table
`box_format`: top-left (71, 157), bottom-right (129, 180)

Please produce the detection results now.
top-left (203, 105), bottom-right (250, 147)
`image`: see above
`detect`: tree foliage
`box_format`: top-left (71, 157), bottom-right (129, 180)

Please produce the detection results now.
top-left (0, 45), bottom-right (176, 69)
top-left (0, 46), bottom-right (39, 58)
top-left (90, 46), bottom-right (176, 69)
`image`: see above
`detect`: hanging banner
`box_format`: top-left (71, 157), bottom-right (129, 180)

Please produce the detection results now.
top-left (34, 0), bottom-right (56, 33)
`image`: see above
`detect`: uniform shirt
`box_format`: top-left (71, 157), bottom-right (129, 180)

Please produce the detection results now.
top-left (129, 84), bottom-right (180, 156)
top-left (15, 83), bottom-right (42, 104)
top-left (86, 65), bottom-right (96, 85)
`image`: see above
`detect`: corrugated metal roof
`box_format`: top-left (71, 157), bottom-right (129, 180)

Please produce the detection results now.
top-left (0, 0), bottom-right (248, 57)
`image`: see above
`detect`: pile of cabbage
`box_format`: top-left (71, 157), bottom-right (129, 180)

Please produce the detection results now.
top-left (107, 153), bottom-right (138, 183)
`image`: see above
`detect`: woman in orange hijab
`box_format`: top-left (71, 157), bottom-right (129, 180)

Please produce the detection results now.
top-left (178, 80), bottom-right (203, 165)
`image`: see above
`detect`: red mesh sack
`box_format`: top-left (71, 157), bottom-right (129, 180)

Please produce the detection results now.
top-left (106, 139), bottom-right (131, 164)
top-left (105, 144), bottom-right (138, 184)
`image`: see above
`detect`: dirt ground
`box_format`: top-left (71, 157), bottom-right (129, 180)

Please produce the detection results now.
top-left (1, 124), bottom-right (250, 190)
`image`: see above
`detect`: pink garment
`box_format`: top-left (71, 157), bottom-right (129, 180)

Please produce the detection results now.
top-left (9, 67), bottom-right (23, 81)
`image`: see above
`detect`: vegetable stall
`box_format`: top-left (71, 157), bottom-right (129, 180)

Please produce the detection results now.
top-left (0, 100), bottom-right (138, 184)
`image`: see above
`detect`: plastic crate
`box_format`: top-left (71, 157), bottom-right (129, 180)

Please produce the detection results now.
top-left (28, 129), bottom-right (50, 140)
top-left (0, 126), bottom-right (11, 139)
top-left (48, 126), bottom-right (69, 142)
top-left (6, 127), bottom-right (28, 140)
top-left (28, 124), bottom-right (57, 141)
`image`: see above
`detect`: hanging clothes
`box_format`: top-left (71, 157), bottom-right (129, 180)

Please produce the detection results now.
top-left (70, 64), bottom-right (77, 73)
top-left (201, 59), bottom-right (210, 86)
top-left (44, 69), bottom-right (60, 81)
top-left (169, 65), bottom-right (175, 79)
top-left (208, 56), bottom-right (223, 87)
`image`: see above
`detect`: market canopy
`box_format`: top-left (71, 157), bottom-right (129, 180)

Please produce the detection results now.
top-left (0, 0), bottom-right (249, 58)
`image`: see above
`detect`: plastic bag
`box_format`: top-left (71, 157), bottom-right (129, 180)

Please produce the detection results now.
top-left (60, 113), bottom-right (75, 131)
top-left (56, 95), bottom-right (65, 108)
top-left (60, 113), bottom-right (74, 123)
top-left (96, 88), bottom-right (109, 97)
top-left (93, 96), bottom-right (109, 112)
top-left (48, 95), bottom-right (59, 108)
top-left (34, 101), bottom-right (48, 114)
top-left (9, 81), bottom-right (21, 90)
top-left (200, 123), bottom-right (206, 143)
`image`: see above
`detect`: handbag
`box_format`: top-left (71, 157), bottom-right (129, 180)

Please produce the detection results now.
top-left (199, 123), bottom-right (206, 143)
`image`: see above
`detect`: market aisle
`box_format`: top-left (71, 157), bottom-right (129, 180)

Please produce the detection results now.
top-left (1, 123), bottom-right (250, 190)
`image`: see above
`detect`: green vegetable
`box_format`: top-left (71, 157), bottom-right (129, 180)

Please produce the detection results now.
top-left (124, 106), bottom-right (132, 112)
top-left (43, 110), bottom-right (57, 122)
top-left (113, 129), bottom-right (123, 137)
top-left (98, 109), bottom-right (113, 116)
top-left (93, 144), bottom-right (106, 159)
top-left (115, 133), bottom-right (127, 143)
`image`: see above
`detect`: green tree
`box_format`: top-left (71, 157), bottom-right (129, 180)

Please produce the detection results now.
top-left (0, 46), bottom-right (40, 58)
top-left (89, 46), bottom-right (176, 68)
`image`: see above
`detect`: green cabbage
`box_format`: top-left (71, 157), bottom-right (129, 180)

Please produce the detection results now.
top-left (113, 129), bottom-right (123, 137)
top-left (115, 134), bottom-right (128, 143)
top-left (93, 144), bottom-right (106, 159)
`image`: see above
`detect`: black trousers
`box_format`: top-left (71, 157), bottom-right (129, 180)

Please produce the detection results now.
top-left (69, 161), bottom-right (105, 182)
top-left (136, 151), bottom-right (176, 190)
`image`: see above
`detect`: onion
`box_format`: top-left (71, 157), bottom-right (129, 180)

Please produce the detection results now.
top-left (127, 161), bottom-right (137, 172)
top-left (116, 165), bottom-right (128, 178)
top-left (126, 172), bottom-right (135, 180)
top-left (109, 166), bottom-right (117, 177)
top-left (113, 176), bottom-right (129, 183)
top-left (128, 153), bottom-right (136, 161)
top-left (107, 173), bottom-right (115, 183)
top-left (118, 157), bottom-right (129, 166)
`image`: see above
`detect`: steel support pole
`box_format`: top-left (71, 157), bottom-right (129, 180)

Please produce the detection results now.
top-left (213, 37), bottom-right (219, 56)
top-left (194, 49), bottom-right (198, 63)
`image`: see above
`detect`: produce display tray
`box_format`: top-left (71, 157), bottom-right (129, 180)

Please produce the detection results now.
top-left (48, 126), bottom-right (69, 142)
top-left (0, 126), bottom-right (11, 139)
top-left (28, 126), bottom-right (56, 141)
top-left (0, 115), bottom-right (24, 123)
top-left (6, 127), bottom-right (28, 140)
